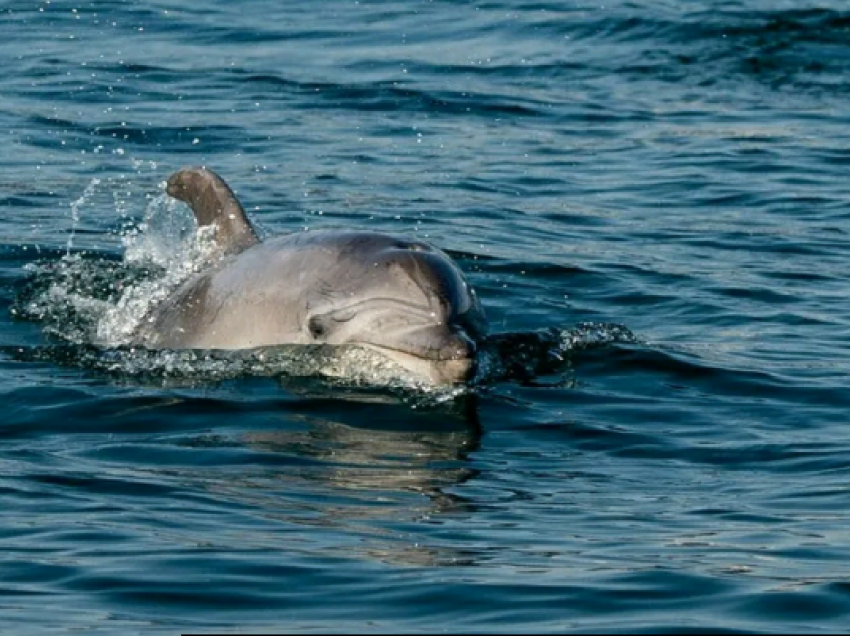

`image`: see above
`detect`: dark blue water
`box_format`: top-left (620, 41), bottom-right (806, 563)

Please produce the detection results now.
top-left (3, 0), bottom-right (850, 632)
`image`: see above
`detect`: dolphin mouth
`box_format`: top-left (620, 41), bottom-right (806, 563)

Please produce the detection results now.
top-left (311, 297), bottom-right (482, 385)
top-left (364, 340), bottom-right (473, 362)
top-left (357, 325), bottom-right (478, 385)
top-left (360, 324), bottom-right (477, 362)
top-left (318, 300), bottom-right (478, 363)
top-left (359, 343), bottom-right (476, 385)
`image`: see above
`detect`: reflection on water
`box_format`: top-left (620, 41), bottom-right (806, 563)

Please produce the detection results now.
top-left (175, 393), bottom-right (483, 566)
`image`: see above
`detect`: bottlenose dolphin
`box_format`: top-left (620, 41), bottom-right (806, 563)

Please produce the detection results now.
top-left (132, 167), bottom-right (488, 385)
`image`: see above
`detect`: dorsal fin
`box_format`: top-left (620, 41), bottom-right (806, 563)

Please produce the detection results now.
top-left (166, 166), bottom-right (260, 256)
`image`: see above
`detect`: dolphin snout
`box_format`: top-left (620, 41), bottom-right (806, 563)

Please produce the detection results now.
top-left (432, 332), bottom-right (478, 385)
top-left (439, 328), bottom-right (476, 362)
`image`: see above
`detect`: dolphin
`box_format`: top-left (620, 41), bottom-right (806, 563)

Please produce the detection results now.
top-left (131, 167), bottom-right (488, 385)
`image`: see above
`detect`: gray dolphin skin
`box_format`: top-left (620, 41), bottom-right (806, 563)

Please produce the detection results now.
top-left (133, 167), bottom-right (488, 385)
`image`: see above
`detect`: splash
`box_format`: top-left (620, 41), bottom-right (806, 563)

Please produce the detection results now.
top-left (14, 190), bottom-right (221, 348)
top-left (13, 254), bottom-right (145, 345)
top-left (95, 192), bottom-right (223, 346)
top-left (477, 323), bottom-right (638, 384)
top-left (66, 177), bottom-right (101, 255)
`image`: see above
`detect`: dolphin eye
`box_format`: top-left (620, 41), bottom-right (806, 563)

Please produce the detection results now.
top-left (308, 316), bottom-right (326, 339)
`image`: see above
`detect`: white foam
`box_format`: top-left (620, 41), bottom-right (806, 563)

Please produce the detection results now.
top-left (95, 193), bottom-right (223, 347)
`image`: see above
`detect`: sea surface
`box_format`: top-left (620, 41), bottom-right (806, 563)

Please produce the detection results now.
top-left (2, 0), bottom-right (850, 633)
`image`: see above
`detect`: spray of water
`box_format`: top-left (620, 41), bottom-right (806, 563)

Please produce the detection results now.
top-left (95, 191), bottom-right (223, 346)
top-left (66, 177), bottom-right (101, 255)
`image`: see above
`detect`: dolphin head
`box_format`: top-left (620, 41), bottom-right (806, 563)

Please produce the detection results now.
top-left (301, 237), bottom-right (487, 385)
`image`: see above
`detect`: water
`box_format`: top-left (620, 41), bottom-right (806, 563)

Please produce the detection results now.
top-left (2, 0), bottom-right (850, 632)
